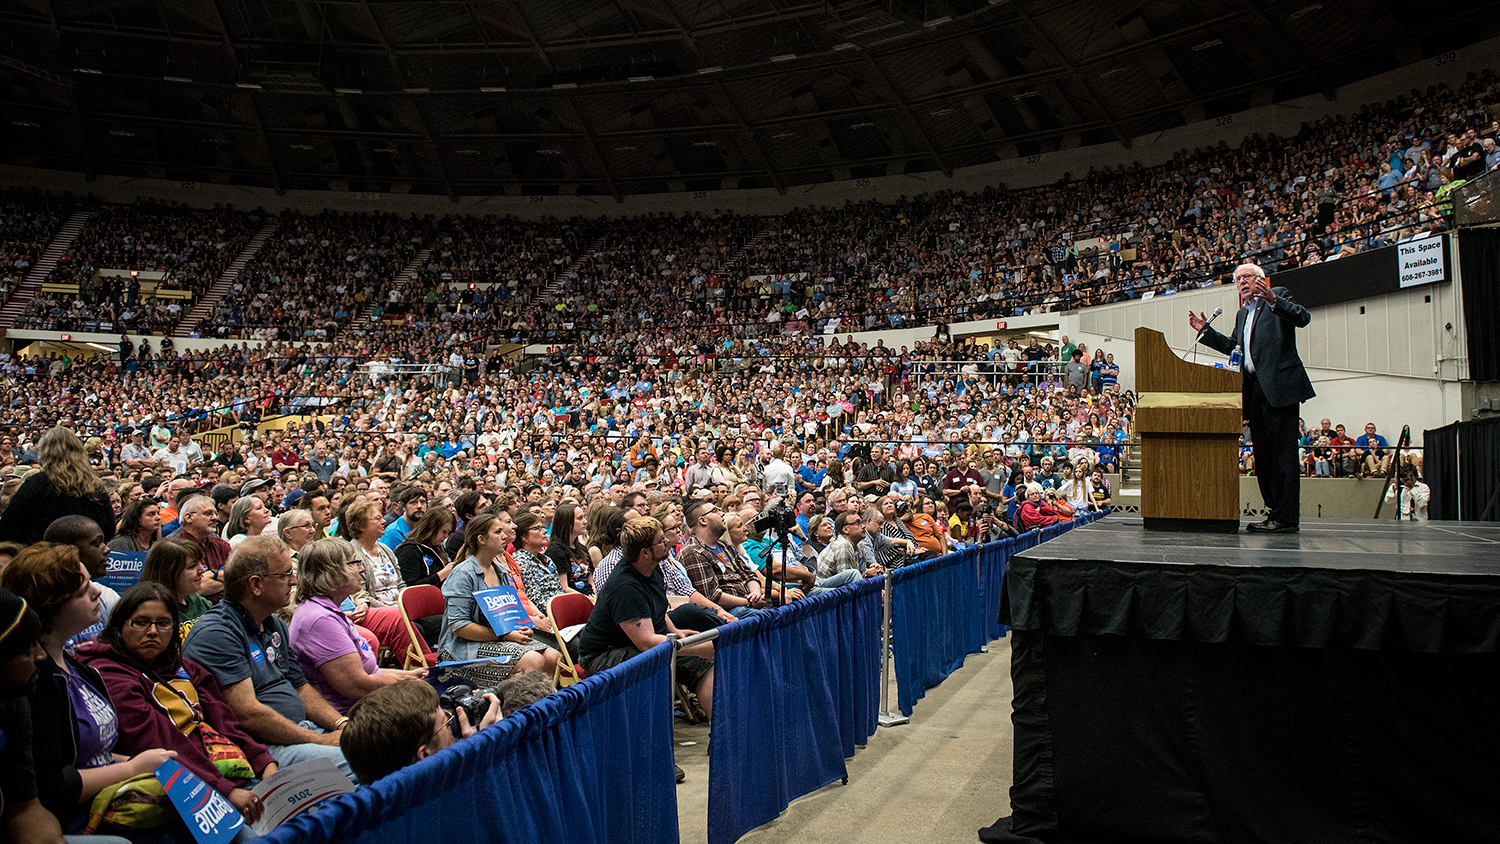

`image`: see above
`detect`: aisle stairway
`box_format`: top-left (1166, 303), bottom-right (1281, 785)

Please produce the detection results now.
top-left (172, 218), bottom-right (279, 337)
top-left (354, 246), bottom-right (431, 332)
top-left (0, 209), bottom-right (95, 329)
top-left (539, 232), bottom-right (608, 305)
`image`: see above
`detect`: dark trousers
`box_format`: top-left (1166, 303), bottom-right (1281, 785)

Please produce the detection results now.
top-left (669, 603), bottom-right (724, 632)
top-left (1245, 371), bottom-right (1302, 524)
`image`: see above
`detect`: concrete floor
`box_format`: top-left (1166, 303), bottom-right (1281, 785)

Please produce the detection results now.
top-left (674, 639), bottom-right (1016, 844)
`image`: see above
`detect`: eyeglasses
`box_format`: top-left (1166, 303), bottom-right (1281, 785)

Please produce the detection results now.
top-left (261, 570), bottom-right (297, 581)
top-left (345, 559), bottom-right (365, 568)
top-left (127, 618), bottom-right (175, 631)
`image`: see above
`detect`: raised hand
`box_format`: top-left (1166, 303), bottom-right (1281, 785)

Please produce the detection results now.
top-left (1188, 311), bottom-right (1208, 333)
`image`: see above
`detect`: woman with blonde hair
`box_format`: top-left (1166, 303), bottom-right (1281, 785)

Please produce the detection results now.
top-left (334, 498), bottom-right (417, 660)
top-left (0, 426), bottom-right (114, 545)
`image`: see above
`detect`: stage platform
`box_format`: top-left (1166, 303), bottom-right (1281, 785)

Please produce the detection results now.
top-left (985, 515), bottom-right (1500, 844)
top-left (1015, 515), bottom-right (1500, 576)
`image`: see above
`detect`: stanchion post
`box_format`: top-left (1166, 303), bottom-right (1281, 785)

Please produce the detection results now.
top-left (976, 541), bottom-right (988, 653)
top-left (878, 569), bottom-right (909, 727)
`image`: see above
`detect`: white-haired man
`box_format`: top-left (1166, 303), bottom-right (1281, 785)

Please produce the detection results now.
top-left (1188, 263), bottom-right (1314, 533)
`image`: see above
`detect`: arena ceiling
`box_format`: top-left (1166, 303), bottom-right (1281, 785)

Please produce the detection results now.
top-left (1, 0), bottom-right (1498, 199)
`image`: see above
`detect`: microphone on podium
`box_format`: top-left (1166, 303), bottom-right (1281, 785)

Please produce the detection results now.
top-left (1191, 307), bottom-right (1223, 364)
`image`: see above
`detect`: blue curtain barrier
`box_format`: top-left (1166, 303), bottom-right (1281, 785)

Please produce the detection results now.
top-left (266, 641), bottom-right (679, 844)
top-left (891, 545), bottom-right (985, 717)
top-left (892, 514), bottom-right (1104, 718)
top-left (706, 575), bottom-right (884, 844)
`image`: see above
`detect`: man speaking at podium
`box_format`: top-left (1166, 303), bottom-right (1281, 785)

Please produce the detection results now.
top-left (1188, 264), bottom-right (1314, 533)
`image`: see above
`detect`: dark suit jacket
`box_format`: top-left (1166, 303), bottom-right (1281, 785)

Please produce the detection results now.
top-left (1201, 286), bottom-right (1316, 409)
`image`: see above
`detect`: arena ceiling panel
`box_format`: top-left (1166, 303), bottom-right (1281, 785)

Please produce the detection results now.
top-left (1, 0), bottom-right (1495, 198)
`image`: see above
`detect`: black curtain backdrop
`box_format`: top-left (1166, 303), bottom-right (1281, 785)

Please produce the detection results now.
top-left (1425, 416), bottom-right (1500, 521)
top-left (1458, 229), bottom-right (1500, 381)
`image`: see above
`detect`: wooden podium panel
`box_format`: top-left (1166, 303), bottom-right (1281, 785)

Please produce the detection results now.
top-left (1134, 329), bottom-right (1243, 532)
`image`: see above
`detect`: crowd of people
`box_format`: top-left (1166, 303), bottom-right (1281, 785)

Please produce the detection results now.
top-left (191, 210), bottom-right (429, 342)
top-left (21, 201), bottom-right (264, 336)
top-left (1, 189), bottom-right (80, 308)
top-left (0, 64), bottom-right (1483, 844)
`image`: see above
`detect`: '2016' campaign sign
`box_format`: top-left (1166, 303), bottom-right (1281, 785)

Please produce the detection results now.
top-left (155, 759), bottom-right (244, 844)
top-left (473, 585), bottom-right (532, 637)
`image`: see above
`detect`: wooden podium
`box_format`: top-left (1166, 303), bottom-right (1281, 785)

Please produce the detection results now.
top-left (1134, 327), bottom-right (1243, 532)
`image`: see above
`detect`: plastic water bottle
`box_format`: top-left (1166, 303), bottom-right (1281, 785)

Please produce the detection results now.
top-left (1227, 344), bottom-right (1243, 373)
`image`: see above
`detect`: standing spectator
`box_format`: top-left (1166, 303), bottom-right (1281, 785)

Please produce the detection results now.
top-left (0, 427), bottom-right (115, 546)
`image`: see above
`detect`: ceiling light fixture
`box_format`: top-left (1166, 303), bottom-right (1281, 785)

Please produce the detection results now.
top-left (627, 75), bottom-right (654, 82)
top-left (405, 87), bottom-right (432, 93)
top-left (929, 109), bottom-right (954, 116)
top-left (698, 66), bottom-right (723, 74)
top-left (334, 87), bottom-right (363, 94)
top-left (1098, 67), bottom-right (1128, 79)
top-left (73, 67), bottom-right (102, 74)
top-left (552, 82), bottom-right (578, 89)
top-left (770, 54), bottom-right (797, 62)
top-left (236, 82), bottom-right (263, 90)
top-left (693, 140), bottom-right (718, 146)
top-left (109, 129), bottom-right (136, 137)
top-left (833, 42), bottom-right (857, 51)
top-left (850, 122), bottom-right (875, 128)
top-left (924, 16), bottom-right (952, 27)
top-left (479, 86), bottom-right (505, 93)
top-left (11, 120), bottom-right (39, 128)
top-left (1191, 39), bottom-right (1224, 51)
top-left (163, 75), bottom-right (192, 82)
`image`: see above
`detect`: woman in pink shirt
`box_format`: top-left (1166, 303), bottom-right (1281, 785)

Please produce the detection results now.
top-left (289, 538), bottom-right (426, 713)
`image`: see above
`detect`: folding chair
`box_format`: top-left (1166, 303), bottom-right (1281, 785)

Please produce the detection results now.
top-left (398, 585), bottom-right (444, 670)
top-left (546, 592), bottom-right (594, 687)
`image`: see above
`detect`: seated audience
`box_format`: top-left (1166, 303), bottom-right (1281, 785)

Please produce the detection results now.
top-left (182, 535), bottom-right (356, 781)
top-left (0, 543), bottom-right (175, 834)
top-left (290, 538), bottom-right (427, 714)
top-left (578, 516), bottom-right (715, 713)
top-left (140, 535), bottom-right (213, 638)
top-left (439, 513), bottom-right (559, 687)
top-left (78, 582), bottom-right (275, 825)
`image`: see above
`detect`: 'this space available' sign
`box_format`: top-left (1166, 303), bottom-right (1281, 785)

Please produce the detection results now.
top-left (1397, 235), bottom-right (1447, 288)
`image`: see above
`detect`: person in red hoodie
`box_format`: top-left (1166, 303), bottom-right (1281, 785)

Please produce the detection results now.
top-left (77, 581), bottom-right (275, 825)
top-left (1017, 486), bottom-right (1069, 530)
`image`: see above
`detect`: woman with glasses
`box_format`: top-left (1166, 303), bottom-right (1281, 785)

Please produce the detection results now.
top-left (1, 544), bottom-right (177, 834)
top-left (79, 582), bottom-right (275, 826)
top-left (140, 536), bottom-right (212, 638)
top-left (276, 508), bottom-right (320, 556)
top-left (289, 538), bottom-right (427, 715)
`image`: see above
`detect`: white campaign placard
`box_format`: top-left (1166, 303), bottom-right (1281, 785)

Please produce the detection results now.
top-left (249, 758), bottom-right (355, 834)
top-left (1397, 235), bottom-right (1446, 288)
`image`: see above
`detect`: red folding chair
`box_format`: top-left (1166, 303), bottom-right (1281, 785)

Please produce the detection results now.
top-left (399, 585), bottom-right (444, 670)
top-left (547, 593), bottom-right (594, 687)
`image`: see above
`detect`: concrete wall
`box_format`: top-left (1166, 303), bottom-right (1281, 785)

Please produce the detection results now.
top-left (3, 37), bottom-right (1499, 220)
